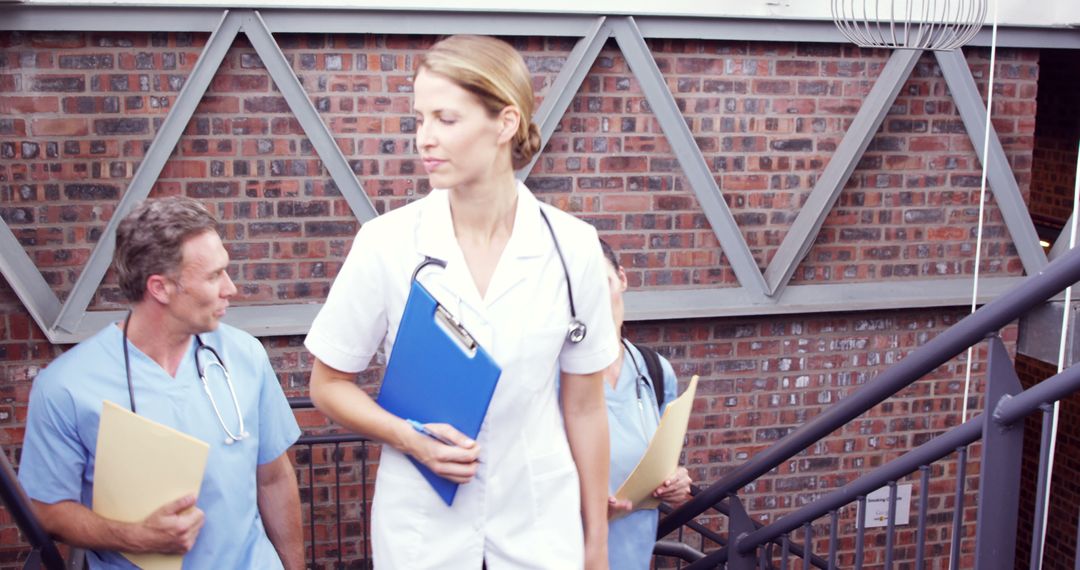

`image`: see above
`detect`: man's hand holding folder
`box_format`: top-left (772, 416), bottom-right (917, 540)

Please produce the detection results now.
top-left (136, 495), bottom-right (205, 555)
top-left (400, 419), bottom-right (480, 484)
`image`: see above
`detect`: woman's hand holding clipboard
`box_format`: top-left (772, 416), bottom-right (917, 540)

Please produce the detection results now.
top-left (403, 419), bottom-right (481, 484)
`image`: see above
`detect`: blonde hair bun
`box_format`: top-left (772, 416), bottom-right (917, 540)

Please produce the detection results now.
top-left (418, 35), bottom-right (540, 170)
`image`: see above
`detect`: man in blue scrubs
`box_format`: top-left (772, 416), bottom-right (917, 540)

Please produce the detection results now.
top-left (18, 196), bottom-right (303, 569)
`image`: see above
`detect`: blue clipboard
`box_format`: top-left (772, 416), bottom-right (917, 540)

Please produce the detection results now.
top-left (376, 279), bottom-right (502, 506)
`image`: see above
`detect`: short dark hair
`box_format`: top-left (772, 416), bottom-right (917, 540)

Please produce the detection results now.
top-left (114, 196), bottom-right (218, 302)
top-left (598, 238), bottom-right (620, 271)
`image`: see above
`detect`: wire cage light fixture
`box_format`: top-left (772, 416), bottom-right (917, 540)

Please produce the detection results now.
top-left (831, 0), bottom-right (988, 50)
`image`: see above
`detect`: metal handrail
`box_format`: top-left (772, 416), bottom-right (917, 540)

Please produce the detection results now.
top-left (679, 347), bottom-right (1080, 568)
top-left (659, 492), bottom-right (830, 569)
top-left (735, 417), bottom-right (983, 558)
top-left (660, 244), bottom-right (1080, 536)
top-left (994, 358), bottom-right (1080, 425)
top-left (0, 451), bottom-right (66, 570)
top-left (287, 397), bottom-right (372, 569)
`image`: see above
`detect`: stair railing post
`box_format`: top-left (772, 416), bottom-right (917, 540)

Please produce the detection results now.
top-left (728, 494), bottom-right (758, 570)
top-left (974, 335), bottom-right (1025, 568)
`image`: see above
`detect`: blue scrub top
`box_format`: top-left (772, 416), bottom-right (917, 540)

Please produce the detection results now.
top-left (19, 323), bottom-right (301, 569)
top-left (606, 342), bottom-right (679, 570)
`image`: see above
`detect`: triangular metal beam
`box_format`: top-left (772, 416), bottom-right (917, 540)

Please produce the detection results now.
top-left (0, 13), bottom-right (1051, 342)
top-left (51, 10), bottom-right (243, 334)
top-left (520, 16), bottom-right (610, 178)
top-left (763, 48), bottom-right (922, 296)
top-left (611, 16), bottom-right (769, 299)
top-left (936, 48), bottom-right (1048, 276)
top-left (38, 9), bottom-right (377, 338)
top-left (242, 11), bottom-right (377, 224)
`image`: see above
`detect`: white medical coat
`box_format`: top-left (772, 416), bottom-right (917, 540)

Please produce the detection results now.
top-left (305, 182), bottom-right (619, 569)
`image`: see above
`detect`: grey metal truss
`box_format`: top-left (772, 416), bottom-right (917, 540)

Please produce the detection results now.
top-left (1050, 212), bottom-right (1076, 261)
top-left (519, 16), bottom-right (611, 177)
top-left (10, 8), bottom-right (377, 341)
top-left (611, 16), bottom-right (769, 299)
top-left (0, 6), bottom-right (1054, 341)
top-left (763, 48), bottom-right (923, 297)
top-left (241, 11), bottom-right (377, 224)
top-left (935, 48), bottom-right (1048, 276)
top-left (0, 217), bottom-right (60, 331)
top-left (54, 10), bottom-right (245, 334)
top-left (629, 276), bottom-right (1025, 320)
top-left (5, 7), bottom-right (1080, 49)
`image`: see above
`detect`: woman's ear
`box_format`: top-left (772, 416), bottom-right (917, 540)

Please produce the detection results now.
top-left (497, 106), bottom-right (521, 145)
top-left (617, 267), bottom-right (628, 293)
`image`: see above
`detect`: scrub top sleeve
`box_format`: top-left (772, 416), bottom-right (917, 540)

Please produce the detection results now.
top-left (18, 378), bottom-right (87, 505)
top-left (304, 224), bottom-right (388, 374)
top-left (658, 355), bottom-right (679, 416)
top-left (254, 348), bottom-right (301, 465)
top-left (559, 234), bottom-right (619, 375)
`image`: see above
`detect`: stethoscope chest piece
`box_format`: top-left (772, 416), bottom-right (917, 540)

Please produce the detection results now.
top-left (567, 321), bottom-right (587, 344)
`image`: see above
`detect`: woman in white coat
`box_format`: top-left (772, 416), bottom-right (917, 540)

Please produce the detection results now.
top-left (304, 35), bottom-right (619, 569)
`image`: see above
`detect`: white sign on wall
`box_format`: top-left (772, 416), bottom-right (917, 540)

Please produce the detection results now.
top-left (861, 483), bottom-right (912, 528)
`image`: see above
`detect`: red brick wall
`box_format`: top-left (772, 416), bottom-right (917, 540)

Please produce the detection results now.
top-left (0, 29), bottom-right (1038, 569)
top-left (1015, 354), bottom-right (1080, 569)
top-left (1029, 49), bottom-right (1079, 228)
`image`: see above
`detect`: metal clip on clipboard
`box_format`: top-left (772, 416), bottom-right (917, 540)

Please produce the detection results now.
top-left (413, 255), bottom-right (479, 355)
top-left (435, 305), bottom-right (478, 354)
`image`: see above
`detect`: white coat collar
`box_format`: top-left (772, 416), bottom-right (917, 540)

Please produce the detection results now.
top-left (413, 182), bottom-right (550, 308)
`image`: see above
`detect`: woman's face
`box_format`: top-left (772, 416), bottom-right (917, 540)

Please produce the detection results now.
top-left (607, 261), bottom-right (628, 332)
top-left (413, 68), bottom-right (515, 191)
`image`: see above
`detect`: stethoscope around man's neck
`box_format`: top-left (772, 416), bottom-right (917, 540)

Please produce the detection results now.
top-left (412, 206), bottom-right (587, 345)
top-left (122, 311), bottom-right (250, 445)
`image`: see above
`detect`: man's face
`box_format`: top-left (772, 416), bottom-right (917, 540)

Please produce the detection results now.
top-left (169, 230), bottom-right (237, 335)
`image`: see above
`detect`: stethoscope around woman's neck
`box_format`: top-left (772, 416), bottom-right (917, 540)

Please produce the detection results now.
top-left (412, 205), bottom-right (587, 345)
top-left (122, 311), bottom-right (250, 445)
top-left (622, 338), bottom-right (661, 431)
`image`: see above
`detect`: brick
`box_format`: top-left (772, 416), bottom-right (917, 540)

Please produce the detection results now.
top-left (62, 183), bottom-right (119, 200)
top-left (304, 221), bottom-right (358, 237)
top-left (212, 74), bottom-right (270, 92)
top-left (0, 118), bottom-right (26, 136)
top-left (769, 138), bottom-right (813, 152)
top-left (752, 79), bottom-right (793, 95)
top-left (58, 54), bottom-right (114, 69)
top-left (29, 75), bottom-right (85, 92)
top-left (92, 118), bottom-right (148, 135)
top-left (278, 200), bottom-right (330, 217)
top-left (0, 96), bottom-right (60, 113)
top-left (28, 32), bottom-right (86, 48)
top-left (244, 96), bottom-right (290, 113)
top-left (598, 156), bottom-right (648, 173)
top-left (31, 118), bottom-right (88, 136)
top-left (196, 95), bottom-right (240, 114)
top-left (62, 95), bottom-right (120, 114)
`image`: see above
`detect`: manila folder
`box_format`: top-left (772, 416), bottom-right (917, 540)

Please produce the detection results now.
top-left (614, 375), bottom-right (698, 513)
top-left (93, 400), bottom-right (210, 570)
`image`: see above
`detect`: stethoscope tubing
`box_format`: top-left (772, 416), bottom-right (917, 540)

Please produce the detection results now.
top-left (122, 311), bottom-right (249, 445)
top-left (622, 339), bottom-right (661, 432)
top-left (412, 205), bottom-right (587, 345)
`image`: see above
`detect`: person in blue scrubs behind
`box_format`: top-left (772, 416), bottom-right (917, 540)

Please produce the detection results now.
top-left (18, 196), bottom-right (303, 569)
top-left (599, 239), bottom-right (693, 570)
